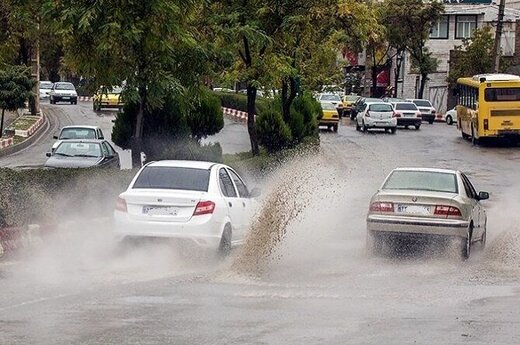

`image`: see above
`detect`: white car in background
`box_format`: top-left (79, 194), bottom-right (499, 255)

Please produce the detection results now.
top-left (406, 99), bottom-right (437, 124)
top-left (113, 160), bottom-right (260, 255)
top-left (317, 93), bottom-right (343, 107)
top-left (50, 82), bottom-right (78, 104)
top-left (356, 102), bottom-right (397, 133)
top-left (39, 81), bottom-right (53, 99)
top-left (51, 125), bottom-right (105, 152)
top-left (444, 107), bottom-right (458, 125)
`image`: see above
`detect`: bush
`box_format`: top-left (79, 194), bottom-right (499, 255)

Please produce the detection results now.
top-left (214, 91), bottom-right (270, 114)
top-left (0, 168), bottom-right (135, 227)
top-left (188, 89), bottom-right (224, 142)
top-left (256, 107), bottom-right (292, 153)
top-left (291, 92), bottom-right (321, 139)
top-left (154, 139), bottom-right (223, 162)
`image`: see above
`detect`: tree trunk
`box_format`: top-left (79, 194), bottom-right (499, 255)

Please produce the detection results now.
top-left (281, 77), bottom-right (298, 123)
top-left (371, 65), bottom-right (378, 98)
top-left (131, 87), bottom-right (146, 168)
top-left (418, 73), bottom-right (428, 99)
top-left (0, 108), bottom-right (5, 138)
top-left (30, 31), bottom-right (40, 115)
top-left (246, 84), bottom-right (259, 156)
top-left (393, 51), bottom-right (403, 98)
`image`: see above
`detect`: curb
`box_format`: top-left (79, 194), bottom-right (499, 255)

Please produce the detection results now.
top-left (14, 116), bottom-right (45, 137)
top-left (79, 96), bottom-right (93, 102)
top-left (0, 112), bottom-right (49, 158)
top-left (0, 137), bottom-right (13, 149)
top-left (222, 107), bottom-right (256, 123)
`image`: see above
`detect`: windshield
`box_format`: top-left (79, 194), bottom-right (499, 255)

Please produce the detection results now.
top-left (100, 86), bottom-right (123, 94)
top-left (369, 104), bottom-right (393, 112)
top-left (383, 170), bottom-right (458, 193)
top-left (40, 82), bottom-right (53, 89)
top-left (320, 94), bottom-right (341, 102)
top-left (395, 103), bottom-right (418, 111)
top-left (345, 95), bottom-right (359, 102)
top-left (59, 128), bottom-right (97, 140)
top-left (54, 142), bottom-right (102, 158)
top-left (321, 103), bottom-right (337, 110)
top-left (133, 166), bottom-right (211, 192)
top-left (55, 83), bottom-right (75, 90)
top-left (413, 100), bottom-right (432, 107)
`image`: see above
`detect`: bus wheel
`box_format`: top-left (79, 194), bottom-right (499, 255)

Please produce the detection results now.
top-left (471, 125), bottom-right (478, 145)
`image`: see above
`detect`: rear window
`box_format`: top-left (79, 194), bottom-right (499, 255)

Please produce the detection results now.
top-left (133, 166), bottom-right (210, 192)
top-left (413, 100), bottom-right (432, 107)
top-left (55, 83), bottom-right (75, 90)
top-left (321, 94), bottom-right (341, 101)
top-left (383, 171), bottom-right (458, 193)
top-left (369, 104), bottom-right (393, 112)
top-left (60, 128), bottom-right (97, 139)
top-left (484, 88), bottom-right (520, 102)
top-left (395, 103), bottom-right (418, 111)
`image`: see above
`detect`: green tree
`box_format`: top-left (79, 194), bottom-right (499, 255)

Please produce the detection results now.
top-left (447, 27), bottom-right (496, 87)
top-left (384, 0), bottom-right (444, 98)
top-left (0, 64), bottom-right (35, 137)
top-left (187, 89), bottom-right (224, 143)
top-left (45, 0), bottom-right (200, 167)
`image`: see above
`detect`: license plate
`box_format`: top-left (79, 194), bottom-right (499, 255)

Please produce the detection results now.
top-left (62, 96), bottom-right (70, 100)
top-left (143, 206), bottom-right (178, 216)
top-left (396, 204), bottom-right (431, 215)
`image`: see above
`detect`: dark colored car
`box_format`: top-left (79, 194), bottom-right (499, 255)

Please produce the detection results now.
top-left (45, 139), bottom-right (120, 169)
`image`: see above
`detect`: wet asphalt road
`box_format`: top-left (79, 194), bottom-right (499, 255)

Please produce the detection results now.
top-left (1, 111), bottom-right (520, 344)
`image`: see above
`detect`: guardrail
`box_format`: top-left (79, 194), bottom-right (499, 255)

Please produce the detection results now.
top-left (222, 107), bottom-right (256, 122)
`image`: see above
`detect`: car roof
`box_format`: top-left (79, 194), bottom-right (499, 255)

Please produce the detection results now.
top-left (365, 101), bottom-right (392, 105)
top-left (146, 160), bottom-right (220, 170)
top-left (392, 167), bottom-right (458, 175)
top-left (55, 82), bottom-right (74, 85)
top-left (58, 139), bottom-right (105, 144)
top-left (61, 125), bottom-right (100, 130)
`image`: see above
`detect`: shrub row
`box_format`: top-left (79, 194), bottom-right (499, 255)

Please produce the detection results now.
top-left (214, 91), bottom-right (270, 115)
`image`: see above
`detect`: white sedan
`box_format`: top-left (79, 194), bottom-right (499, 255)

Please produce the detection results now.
top-left (444, 107), bottom-right (458, 125)
top-left (113, 160), bottom-right (259, 254)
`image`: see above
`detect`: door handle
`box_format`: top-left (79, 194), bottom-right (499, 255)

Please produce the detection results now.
top-left (228, 202), bottom-right (232, 207)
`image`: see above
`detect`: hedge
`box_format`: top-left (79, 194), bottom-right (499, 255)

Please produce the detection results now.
top-left (214, 91), bottom-right (271, 114)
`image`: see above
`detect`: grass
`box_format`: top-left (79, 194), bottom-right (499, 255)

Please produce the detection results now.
top-left (7, 116), bottom-right (39, 132)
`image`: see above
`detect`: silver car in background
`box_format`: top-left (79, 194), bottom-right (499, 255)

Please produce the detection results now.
top-left (356, 102), bottom-right (397, 133)
top-left (366, 168), bottom-right (488, 259)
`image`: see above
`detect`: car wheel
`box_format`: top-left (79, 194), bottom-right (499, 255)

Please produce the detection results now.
top-left (415, 124), bottom-right (421, 130)
top-left (218, 225), bottom-right (232, 256)
top-left (460, 227), bottom-right (473, 260)
top-left (480, 229), bottom-right (487, 249)
top-left (333, 124), bottom-right (338, 132)
top-left (362, 121), bottom-right (368, 132)
top-left (471, 124), bottom-right (478, 145)
top-left (446, 115), bottom-right (453, 125)
top-left (390, 127), bottom-right (397, 134)
top-left (356, 122), bottom-right (360, 131)
top-left (50, 98), bottom-right (54, 104)
top-left (428, 119), bottom-right (434, 124)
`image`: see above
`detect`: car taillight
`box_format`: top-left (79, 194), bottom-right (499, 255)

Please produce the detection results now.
top-left (370, 202), bottom-right (394, 213)
top-left (393, 112), bottom-right (401, 118)
top-left (366, 111), bottom-right (371, 117)
top-left (432, 110), bottom-right (436, 114)
top-left (193, 201), bottom-right (215, 216)
top-left (416, 112), bottom-right (422, 118)
top-left (434, 205), bottom-right (462, 218)
top-left (115, 197), bottom-right (127, 212)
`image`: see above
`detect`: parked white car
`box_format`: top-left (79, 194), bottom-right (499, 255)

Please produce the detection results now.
top-left (406, 99), bottom-right (437, 124)
top-left (444, 107), bottom-right (458, 125)
top-left (50, 82), bottom-right (78, 104)
top-left (39, 81), bottom-right (53, 99)
top-left (51, 125), bottom-right (105, 152)
top-left (356, 102), bottom-right (397, 133)
top-left (113, 160), bottom-right (260, 254)
top-left (317, 93), bottom-right (343, 107)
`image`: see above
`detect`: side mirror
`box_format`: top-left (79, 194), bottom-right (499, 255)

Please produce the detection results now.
top-left (478, 191), bottom-right (489, 200)
top-left (53, 135), bottom-right (58, 139)
top-left (249, 188), bottom-right (261, 198)
top-left (46, 152), bottom-right (52, 157)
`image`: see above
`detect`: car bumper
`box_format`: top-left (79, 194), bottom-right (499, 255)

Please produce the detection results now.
top-left (364, 118), bottom-right (397, 128)
top-left (396, 118), bottom-right (421, 126)
top-left (52, 96), bottom-right (77, 102)
top-left (99, 102), bottom-right (124, 108)
top-left (421, 114), bottom-right (435, 122)
top-left (319, 119), bottom-right (339, 125)
top-left (113, 211), bottom-right (225, 248)
top-left (367, 214), bottom-right (469, 238)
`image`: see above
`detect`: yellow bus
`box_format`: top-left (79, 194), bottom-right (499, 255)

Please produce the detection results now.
top-left (456, 74), bottom-right (520, 144)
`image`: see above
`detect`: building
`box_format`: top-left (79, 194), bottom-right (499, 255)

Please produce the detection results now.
top-left (396, 3), bottom-right (520, 113)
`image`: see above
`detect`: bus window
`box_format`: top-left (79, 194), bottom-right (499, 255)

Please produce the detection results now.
top-left (485, 88), bottom-right (520, 102)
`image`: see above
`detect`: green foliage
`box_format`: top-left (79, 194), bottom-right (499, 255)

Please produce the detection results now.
top-left (155, 140), bottom-right (223, 163)
top-left (0, 168), bottom-right (135, 227)
top-left (214, 92), bottom-right (270, 114)
top-left (447, 27), bottom-right (499, 86)
top-left (290, 92), bottom-right (321, 139)
top-left (256, 107), bottom-right (293, 153)
top-left (0, 64), bottom-right (35, 111)
top-left (187, 89), bottom-right (224, 142)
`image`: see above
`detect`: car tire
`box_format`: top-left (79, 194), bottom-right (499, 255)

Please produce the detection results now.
top-left (390, 127), bottom-right (397, 134)
top-left (446, 115), bottom-right (453, 125)
top-left (218, 225), bottom-right (232, 256)
top-left (460, 227), bottom-right (473, 260)
top-left (362, 122), bottom-right (368, 132)
top-left (50, 98), bottom-right (54, 104)
top-left (333, 124), bottom-right (338, 132)
top-left (404, 125), bottom-right (409, 129)
top-left (428, 119), bottom-right (434, 124)
top-left (471, 124), bottom-right (478, 145)
top-left (356, 122), bottom-right (361, 131)
top-left (415, 124), bottom-right (421, 130)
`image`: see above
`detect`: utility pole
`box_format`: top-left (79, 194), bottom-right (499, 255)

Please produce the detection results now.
top-left (493, 0), bottom-right (506, 73)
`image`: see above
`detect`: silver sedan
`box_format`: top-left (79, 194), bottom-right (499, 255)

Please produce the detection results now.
top-left (366, 168), bottom-right (488, 259)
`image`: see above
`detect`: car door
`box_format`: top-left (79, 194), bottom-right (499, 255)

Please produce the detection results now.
top-left (462, 174), bottom-right (484, 236)
top-left (460, 174), bottom-right (481, 239)
top-left (102, 141), bottom-right (119, 168)
top-left (218, 168), bottom-right (242, 237)
top-left (357, 103), bottom-right (367, 125)
top-left (226, 168), bottom-right (252, 240)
